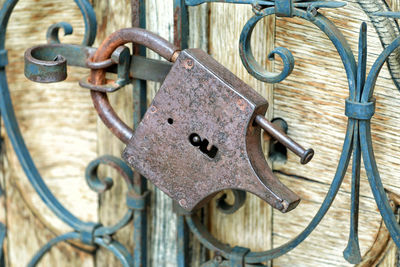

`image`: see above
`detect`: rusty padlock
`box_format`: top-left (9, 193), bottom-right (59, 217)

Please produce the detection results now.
top-left (89, 28), bottom-right (314, 213)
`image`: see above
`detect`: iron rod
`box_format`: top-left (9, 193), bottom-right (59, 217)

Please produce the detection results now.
top-left (255, 115), bottom-right (314, 164)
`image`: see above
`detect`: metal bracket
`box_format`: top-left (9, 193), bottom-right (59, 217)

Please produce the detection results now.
top-left (275, 0), bottom-right (293, 17)
top-left (24, 43), bottom-right (172, 90)
top-left (79, 45), bottom-right (133, 92)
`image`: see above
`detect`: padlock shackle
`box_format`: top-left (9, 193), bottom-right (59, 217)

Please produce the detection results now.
top-left (90, 27), bottom-right (179, 85)
top-left (90, 28), bottom-right (180, 144)
top-left (91, 91), bottom-right (133, 143)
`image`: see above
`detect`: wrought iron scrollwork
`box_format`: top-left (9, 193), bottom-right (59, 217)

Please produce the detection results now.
top-left (0, 0), bottom-right (149, 266)
top-left (179, 0), bottom-right (400, 266)
top-left (188, 0), bottom-right (346, 84)
top-left (3, 0), bottom-right (400, 266)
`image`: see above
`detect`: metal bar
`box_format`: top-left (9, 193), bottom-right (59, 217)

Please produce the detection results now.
top-left (174, 0), bottom-right (189, 49)
top-left (177, 215), bottom-right (189, 267)
top-left (130, 55), bottom-right (172, 83)
top-left (132, 1), bottom-right (148, 267)
top-left (254, 115), bottom-right (314, 164)
top-left (185, 0), bottom-right (274, 6)
top-left (24, 43), bottom-right (172, 83)
top-left (343, 23), bottom-right (366, 264)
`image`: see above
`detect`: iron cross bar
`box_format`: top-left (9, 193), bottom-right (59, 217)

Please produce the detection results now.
top-left (24, 42), bottom-right (172, 90)
top-left (185, 0), bottom-right (346, 16)
top-left (185, 0), bottom-right (344, 8)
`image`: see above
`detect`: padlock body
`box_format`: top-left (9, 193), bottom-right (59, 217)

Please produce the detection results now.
top-left (123, 49), bottom-right (294, 211)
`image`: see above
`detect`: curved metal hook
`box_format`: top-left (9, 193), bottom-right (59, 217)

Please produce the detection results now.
top-left (216, 190), bottom-right (246, 214)
top-left (0, 0), bottom-right (98, 233)
top-left (362, 36), bottom-right (400, 102)
top-left (95, 237), bottom-right (134, 267)
top-left (360, 122), bottom-right (400, 247)
top-left (186, 120), bottom-right (355, 263)
top-left (239, 5), bottom-right (357, 93)
top-left (46, 22), bottom-right (74, 44)
top-left (239, 8), bottom-right (295, 84)
top-left (85, 155), bottom-right (134, 193)
top-left (28, 232), bottom-right (134, 267)
top-left (43, 0), bottom-right (96, 46)
top-left (85, 155), bottom-right (139, 237)
top-left (73, 0), bottom-right (97, 46)
top-left (28, 232), bottom-right (82, 267)
top-left (357, 26), bottom-right (400, 250)
top-left (0, 0), bottom-right (18, 50)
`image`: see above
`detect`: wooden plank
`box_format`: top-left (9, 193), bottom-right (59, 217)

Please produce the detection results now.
top-left (143, 3), bottom-right (210, 266)
top-left (144, 1), bottom-right (178, 266)
top-left (273, 174), bottom-right (381, 266)
top-left (92, 0), bottom-right (136, 266)
top-left (377, 3), bottom-right (400, 266)
top-left (272, 0), bottom-right (400, 266)
top-left (208, 2), bottom-right (275, 255)
top-left (3, 0), bottom-right (97, 266)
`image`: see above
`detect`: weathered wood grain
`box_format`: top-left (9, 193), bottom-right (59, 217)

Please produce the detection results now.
top-left (204, 0), bottom-right (400, 266)
top-left (208, 2), bottom-right (275, 255)
top-left (144, 1), bottom-right (178, 266)
top-left (388, 0), bottom-right (400, 10)
top-left (272, 0), bottom-right (400, 266)
top-left (92, 0), bottom-right (136, 266)
top-left (3, 0), bottom-right (400, 266)
top-left (3, 0), bottom-right (98, 266)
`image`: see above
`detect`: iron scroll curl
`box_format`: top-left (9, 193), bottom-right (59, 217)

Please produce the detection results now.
top-left (239, 11), bottom-right (295, 84)
top-left (0, 0), bottom-right (99, 234)
top-left (184, 5), bottom-right (361, 264)
top-left (184, 4), bottom-right (400, 266)
top-left (2, 0), bottom-right (400, 265)
top-left (0, 0), bottom-right (142, 266)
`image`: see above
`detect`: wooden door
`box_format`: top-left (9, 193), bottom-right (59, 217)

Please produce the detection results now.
top-left (2, 0), bottom-right (400, 266)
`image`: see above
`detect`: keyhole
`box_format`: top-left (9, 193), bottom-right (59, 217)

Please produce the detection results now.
top-left (189, 133), bottom-right (218, 159)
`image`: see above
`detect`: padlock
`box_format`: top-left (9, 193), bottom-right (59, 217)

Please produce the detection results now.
top-left (88, 28), bottom-right (314, 213)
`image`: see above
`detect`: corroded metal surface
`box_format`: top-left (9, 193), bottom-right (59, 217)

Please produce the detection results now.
top-left (84, 28), bottom-right (312, 214)
top-left (122, 49), bottom-right (300, 212)
top-left (255, 115), bottom-right (313, 164)
top-left (89, 28), bottom-right (179, 144)
top-left (89, 27), bottom-right (179, 85)
top-left (23, 42), bottom-right (172, 84)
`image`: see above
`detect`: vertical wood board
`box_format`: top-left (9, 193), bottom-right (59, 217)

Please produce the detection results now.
top-left (208, 2), bottom-right (275, 254)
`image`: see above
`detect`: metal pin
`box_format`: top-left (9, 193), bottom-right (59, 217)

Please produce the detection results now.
top-left (255, 115), bottom-right (314, 164)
